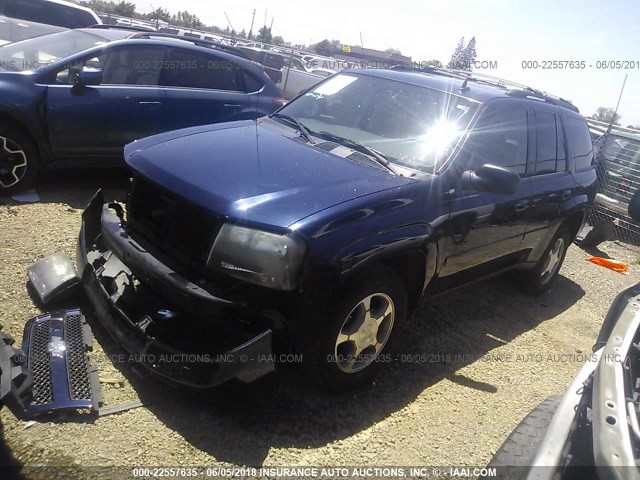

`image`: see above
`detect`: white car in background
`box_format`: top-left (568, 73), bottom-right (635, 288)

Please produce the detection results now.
top-left (0, 0), bottom-right (100, 29)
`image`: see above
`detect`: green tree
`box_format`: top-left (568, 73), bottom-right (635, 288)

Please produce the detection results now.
top-left (464, 37), bottom-right (477, 71)
top-left (385, 47), bottom-right (402, 55)
top-left (149, 7), bottom-right (170, 23)
top-left (310, 39), bottom-right (339, 56)
top-left (446, 37), bottom-right (467, 70)
top-left (256, 26), bottom-right (273, 44)
top-left (171, 11), bottom-right (202, 29)
top-left (272, 36), bottom-right (285, 46)
top-left (113, 1), bottom-right (135, 16)
top-left (591, 107), bottom-right (621, 125)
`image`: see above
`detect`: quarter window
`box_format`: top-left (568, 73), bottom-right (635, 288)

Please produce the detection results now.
top-left (565, 115), bottom-right (594, 171)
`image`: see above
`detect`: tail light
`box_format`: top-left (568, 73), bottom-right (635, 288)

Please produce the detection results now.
top-left (618, 177), bottom-right (631, 193)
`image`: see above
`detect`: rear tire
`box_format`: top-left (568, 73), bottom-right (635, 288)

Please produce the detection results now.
top-left (0, 127), bottom-right (39, 197)
top-left (303, 264), bottom-right (407, 390)
top-left (487, 396), bottom-right (561, 476)
top-left (518, 225), bottom-right (570, 295)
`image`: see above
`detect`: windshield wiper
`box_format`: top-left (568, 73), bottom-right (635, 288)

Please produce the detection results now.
top-left (316, 131), bottom-right (398, 174)
top-left (271, 113), bottom-right (314, 144)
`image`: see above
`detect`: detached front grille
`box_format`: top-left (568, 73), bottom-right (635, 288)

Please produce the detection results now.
top-left (29, 318), bottom-right (53, 406)
top-left (65, 313), bottom-right (92, 401)
top-left (127, 177), bottom-right (220, 264)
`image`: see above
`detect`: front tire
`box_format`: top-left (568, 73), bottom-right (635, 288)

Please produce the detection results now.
top-left (518, 225), bottom-right (571, 295)
top-left (0, 128), bottom-right (39, 196)
top-left (304, 264), bottom-right (407, 390)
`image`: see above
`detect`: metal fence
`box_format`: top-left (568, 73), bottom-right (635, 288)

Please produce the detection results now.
top-left (586, 119), bottom-right (640, 245)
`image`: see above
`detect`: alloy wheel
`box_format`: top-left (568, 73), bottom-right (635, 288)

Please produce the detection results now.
top-left (0, 136), bottom-right (28, 189)
top-left (540, 237), bottom-right (565, 285)
top-left (334, 293), bottom-right (395, 373)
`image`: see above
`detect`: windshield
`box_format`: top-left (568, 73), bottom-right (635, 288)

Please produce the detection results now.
top-left (0, 30), bottom-right (108, 71)
top-left (278, 72), bottom-right (479, 172)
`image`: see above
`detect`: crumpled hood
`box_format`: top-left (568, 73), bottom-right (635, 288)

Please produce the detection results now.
top-left (124, 119), bottom-right (418, 228)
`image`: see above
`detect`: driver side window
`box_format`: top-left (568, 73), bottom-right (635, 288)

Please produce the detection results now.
top-left (464, 106), bottom-right (529, 176)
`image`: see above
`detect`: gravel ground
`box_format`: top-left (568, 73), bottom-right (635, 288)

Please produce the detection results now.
top-left (1, 170), bottom-right (640, 478)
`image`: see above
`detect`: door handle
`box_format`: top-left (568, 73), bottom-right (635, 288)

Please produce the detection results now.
top-left (224, 104), bottom-right (243, 108)
top-left (515, 200), bottom-right (529, 212)
top-left (561, 189), bottom-right (571, 201)
top-left (139, 101), bottom-right (161, 106)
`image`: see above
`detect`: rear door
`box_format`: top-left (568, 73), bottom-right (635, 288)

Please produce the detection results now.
top-left (161, 48), bottom-right (252, 131)
top-left (46, 44), bottom-right (167, 159)
top-left (521, 109), bottom-right (576, 250)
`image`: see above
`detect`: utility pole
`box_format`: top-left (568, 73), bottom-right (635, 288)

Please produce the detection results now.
top-left (607, 74), bottom-right (628, 135)
top-left (270, 17), bottom-right (274, 31)
top-left (248, 8), bottom-right (256, 39)
top-left (224, 12), bottom-right (236, 38)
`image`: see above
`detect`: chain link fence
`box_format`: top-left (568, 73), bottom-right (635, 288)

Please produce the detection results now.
top-left (585, 119), bottom-right (640, 246)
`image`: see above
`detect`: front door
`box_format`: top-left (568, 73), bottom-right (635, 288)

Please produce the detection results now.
top-left (46, 44), bottom-right (167, 159)
top-left (440, 102), bottom-right (533, 279)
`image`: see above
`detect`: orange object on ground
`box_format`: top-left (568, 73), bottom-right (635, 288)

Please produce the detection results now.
top-left (586, 256), bottom-right (629, 273)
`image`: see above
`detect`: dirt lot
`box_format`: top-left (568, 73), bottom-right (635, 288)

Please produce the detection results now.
top-left (1, 171), bottom-right (640, 477)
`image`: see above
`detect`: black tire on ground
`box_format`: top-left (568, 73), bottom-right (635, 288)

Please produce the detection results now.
top-left (581, 220), bottom-right (615, 248)
top-left (487, 395), bottom-right (561, 474)
top-left (518, 225), bottom-right (571, 295)
top-left (0, 127), bottom-right (39, 196)
top-left (303, 263), bottom-right (408, 390)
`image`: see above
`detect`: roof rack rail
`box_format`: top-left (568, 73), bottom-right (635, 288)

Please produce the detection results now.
top-left (444, 69), bottom-right (579, 112)
top-left (391, 65), bottom-right (578, 112)
top-left (126, 32), bottom-right (249, 60)
top-left (389, 65), bottom-right (469, 80)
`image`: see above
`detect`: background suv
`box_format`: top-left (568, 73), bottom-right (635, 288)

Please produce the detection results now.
top-left (0, 27), bottom-right (284, 194)
top-left (77, 68), bottom-right (596, 390)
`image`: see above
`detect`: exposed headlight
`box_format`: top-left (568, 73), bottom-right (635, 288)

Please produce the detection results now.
top-left (206, 224), bottom-right (306, 290)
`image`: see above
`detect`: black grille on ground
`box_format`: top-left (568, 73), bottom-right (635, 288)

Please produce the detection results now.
top-left (64, 314), bottom-right (91, 401)
top-left (127, 177), bottom-right (220, 264)
top-left (29, 319), bottom-right (53, 405)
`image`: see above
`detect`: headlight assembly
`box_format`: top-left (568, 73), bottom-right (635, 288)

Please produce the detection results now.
top-left (206, 224), bottom-right (306, 290)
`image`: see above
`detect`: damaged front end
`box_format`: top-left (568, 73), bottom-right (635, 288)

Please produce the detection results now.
top-left (76, 190), bottom-right (276, 389)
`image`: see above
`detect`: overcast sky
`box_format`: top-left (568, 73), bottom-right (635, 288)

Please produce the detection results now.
top-left (132, 0), bottom-right (640, 125)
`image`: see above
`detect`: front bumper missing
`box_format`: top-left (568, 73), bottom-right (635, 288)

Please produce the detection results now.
top-left (77, 190), bottom-right (275, 389)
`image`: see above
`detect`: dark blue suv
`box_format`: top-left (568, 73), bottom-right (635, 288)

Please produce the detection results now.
top-left (77, 68), bottom-right (596, 390)
top-left (0, 27), bottom-right (284, 194)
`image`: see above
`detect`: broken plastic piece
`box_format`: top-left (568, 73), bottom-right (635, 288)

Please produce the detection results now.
top-left (27, 254), bottom-right (81, 305)
top-left (0, 331), bottom-right (33, 419)
top-left (586, 256), bottom-right (629, 273)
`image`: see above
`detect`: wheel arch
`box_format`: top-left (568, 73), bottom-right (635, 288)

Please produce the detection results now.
top-left (0, 111), bottom-right (49, 164)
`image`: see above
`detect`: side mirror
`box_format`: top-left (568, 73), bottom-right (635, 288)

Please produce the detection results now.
top-left (461, 163), bottom-right (520, 195)
top-left (628, 189), bottom-right (640, 222)
top-left (73, 67), bottom-right (102, 88)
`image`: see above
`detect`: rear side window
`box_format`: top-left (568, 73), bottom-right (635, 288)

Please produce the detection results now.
top-left (466, 106), bottom-right (529, 176)
top-left (534, 110), bottom-right (557, 175)
top-left (565, 115), bottom-right (594, 171)
top-left (165, 49), bottom-right (242, 91)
